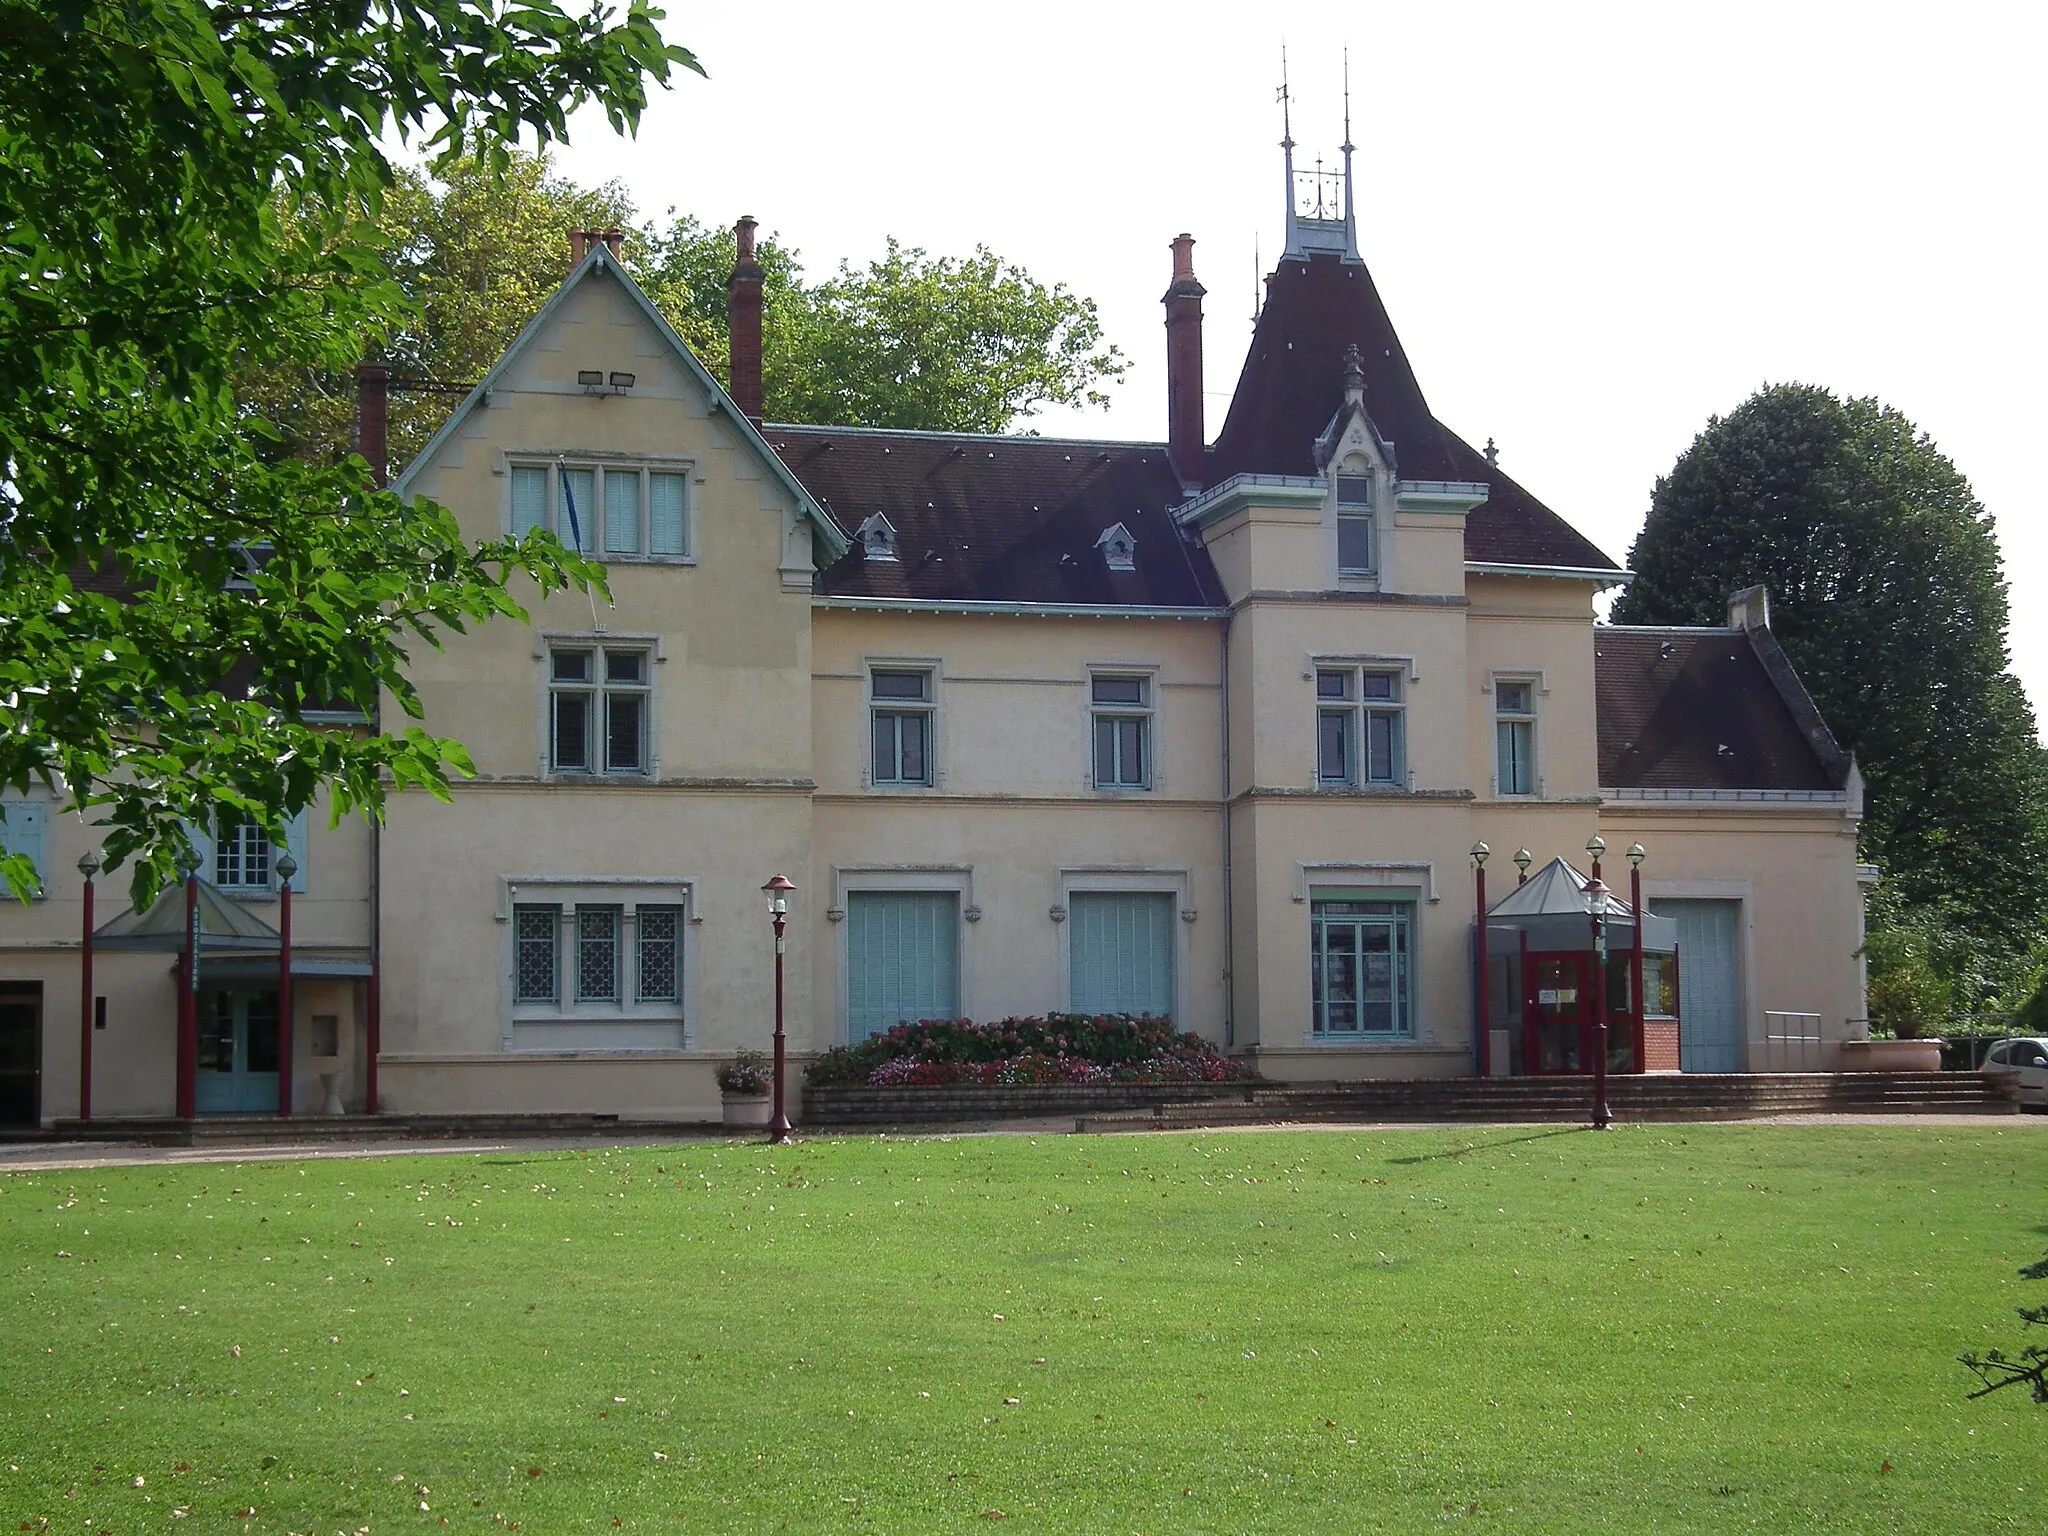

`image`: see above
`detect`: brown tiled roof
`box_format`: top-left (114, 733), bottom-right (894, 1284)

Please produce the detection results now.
top-left (1208, 254), bottom-right (1619, 573)
top-left (1595, 628), bottom-right (1842, 790)
top-left (773, 426), bottom-right (1226, 608)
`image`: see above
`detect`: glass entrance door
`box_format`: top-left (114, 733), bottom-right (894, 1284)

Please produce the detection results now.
top-left (1524, 953), bottom-right (1589, 1074)
top-left (196, 987), bottom-right (280, 1114)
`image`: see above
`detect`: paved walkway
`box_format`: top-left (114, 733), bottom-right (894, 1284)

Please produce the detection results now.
top-left (0, 1109), bottom-right (2038, 1172)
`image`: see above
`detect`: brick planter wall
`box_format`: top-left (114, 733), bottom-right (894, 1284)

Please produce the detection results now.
top-left (803, 1081), bottom-right (1259, 1127)
top-left (1643, 1019), bottom-right (1681, 1072)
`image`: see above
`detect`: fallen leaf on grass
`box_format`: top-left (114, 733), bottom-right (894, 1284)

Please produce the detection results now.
top-left (979, 1511), bottom-right (1006, 1521)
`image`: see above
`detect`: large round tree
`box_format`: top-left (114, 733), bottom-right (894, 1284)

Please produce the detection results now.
top-left (1613, 384), bottom-right (2048, 953)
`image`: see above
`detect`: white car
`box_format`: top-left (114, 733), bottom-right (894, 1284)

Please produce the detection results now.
top-left (1981, 1037), bottom-right (2048, 1108)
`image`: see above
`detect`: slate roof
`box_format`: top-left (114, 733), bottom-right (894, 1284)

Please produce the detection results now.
top-left (1207, 254), bottom-right (1619, 573)
top-left (1595, 628), bottom-right (1844, 791)
top-left (773, 426), bottom-right (1226, 607)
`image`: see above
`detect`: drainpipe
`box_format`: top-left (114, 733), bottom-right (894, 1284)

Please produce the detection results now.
top-left (1219, 617), bottom-right (1234, 1049)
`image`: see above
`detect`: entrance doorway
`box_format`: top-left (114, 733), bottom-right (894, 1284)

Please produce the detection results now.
top-left (0, 985), bottom-right (40, 1125)
top-left (1524, 953), bottom-right (1589, 1073)
top-left (197, 986), bottom-right (280, 1114)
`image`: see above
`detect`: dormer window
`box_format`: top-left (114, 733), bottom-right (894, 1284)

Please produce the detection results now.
top-left (1336, 471), bottom-right (1374, 576)
top-left (1097, 523), bottom-right (1137, 572)
top-left (858, 512), bottom-right (898, 562)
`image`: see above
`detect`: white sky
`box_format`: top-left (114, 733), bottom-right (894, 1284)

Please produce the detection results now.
top-left (547, 0), bottom-right (2047, 725)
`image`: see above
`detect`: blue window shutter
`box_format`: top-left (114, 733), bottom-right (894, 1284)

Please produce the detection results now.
top-left (847, 892), bottom-right (959, 1040)
top-left (511, 466), bottom-right (548, 536)
top-left (282, 809), bottom-right (310, 893)
top-left (603, 469), bottom-right (640, 554)
top-left (649, 473), bottom-right (687, 555)
top-left (0, 802), bottom-right (46, 894)
top-left (1069, 892), bottom-right (1174, 1019)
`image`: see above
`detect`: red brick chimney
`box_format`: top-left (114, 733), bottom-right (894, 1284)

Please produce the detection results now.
top-left (568, 228), bottom-right (591, 267)
top-left (1162, 233), bottom-right (1206, 489)
top-left (355, 363), bottom-right (390, 488)
top-left (727, 216), bottom-right (765, 424)
top-left (598, 228), bottom-right (624, 258)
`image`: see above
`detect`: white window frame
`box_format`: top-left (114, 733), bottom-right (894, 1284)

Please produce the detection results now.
top-left (1314, 663), bottom-right (1407, 788)
top-left (866, 661), bottom-right (939, 790)
top-left (542, 636), bottom-right (658, 779)
top-left (1307, 887), bottom-right (1419, 1041)
top-left (497, 876), bottom-right (697, 1047)
top-left (213, 809), bottom-right (273, 891)
top-left (505, 455), bottom-right (698, 564)
top-left (1088, 670), bottom-right (1155, 792)
top-left (1333, 466), bottom-right (1376, 578)
top-left (1492, 673), bottom-right (1540, 797)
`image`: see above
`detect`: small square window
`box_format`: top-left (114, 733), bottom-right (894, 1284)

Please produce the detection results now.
top-left (872, 670), bottom-right (929, 702)
top-left (552, 650), bottom-right (591, 683)
top-left (1336, 475), bottom-right (1372, 506)
top-left (605, 650), bottom-right (644, 684)
top-left (1316, 670), bottom-right (1353, 701)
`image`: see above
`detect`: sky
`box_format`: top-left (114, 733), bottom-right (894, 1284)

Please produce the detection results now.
top-left (545, 0), bottom-right (2046, 725)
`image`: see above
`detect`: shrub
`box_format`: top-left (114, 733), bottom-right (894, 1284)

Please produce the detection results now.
top-left (804, 1015), bottom-right (1254, 1088)
top-left (716, 1049), bottom-right (772, 1095)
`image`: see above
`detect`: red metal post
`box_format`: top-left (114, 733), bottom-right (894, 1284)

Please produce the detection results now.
top-left (78, 871), bottom-right (94, 1121)
top-left (1630, 859), bottom-right (1646, 1076)
top-left (765, 873), bottom-right (796, 1145)
top-left (276, 876), bottom-right (293, 1117)
top-left (1589, 857), bottom-right (1612, 1130)
top-left (1474, 857), bottom-right (1490, 1079)
top-left (365, 970), bottom-right (380, 1116)
top-left (177, 873), bottom-right (199, 1120)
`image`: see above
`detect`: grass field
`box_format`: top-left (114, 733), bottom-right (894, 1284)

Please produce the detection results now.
top-left (2, 1124), bottom-right (2044, 1533)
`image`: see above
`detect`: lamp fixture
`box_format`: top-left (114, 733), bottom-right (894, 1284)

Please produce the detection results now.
top-left (1626, 843), bottom-right (1646, 867)
top-left (1585, 835), bottom-right (1606, 860)
top-left (1469, 841), bottom-right (1489, 866)
top-left (608, 372), bottom-right (636, 390)
top-left (77, 848), bottom-right (101, 879)
top-left (1512, 848), bottom-right (1532, 874)
top-left (577, 369), bottom-right (605, 387)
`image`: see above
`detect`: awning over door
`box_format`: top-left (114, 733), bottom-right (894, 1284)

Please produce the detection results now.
top-left (92, 879), bottom-right (282, 953)
top-left (1484, 857), bottom-right (1677, 953)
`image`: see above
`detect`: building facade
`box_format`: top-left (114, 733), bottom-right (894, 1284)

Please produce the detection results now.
top-left (0, 170), bottom-right (1871, 1126)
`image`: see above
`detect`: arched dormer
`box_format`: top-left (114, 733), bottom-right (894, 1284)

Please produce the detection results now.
top-left (1096, 522), bottom-right (1137, 573)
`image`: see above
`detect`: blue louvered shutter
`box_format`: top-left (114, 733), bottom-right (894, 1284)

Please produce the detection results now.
top-left (847, 891), bottom-right (959, 1040)
top-left (511, 466), bottom-right (549, 536)
top-left (603, 468), bottom-right (640, 554)
top-left (649, 473), bottom-right (687, 556)
top-left (1069, 892), bottom-right (1174, 1020)
top-left (281, 808), bottom-right (309, 893)
top-left (0, 802), bottom-right (46, 895)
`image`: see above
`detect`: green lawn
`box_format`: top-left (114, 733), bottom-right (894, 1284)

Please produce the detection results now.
top-left (2, 1125), bottom-right (2044, 1534)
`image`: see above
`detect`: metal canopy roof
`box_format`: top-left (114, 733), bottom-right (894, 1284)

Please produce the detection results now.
top-left (1483, 856), bottom-right (1678, 953)
top-left (93, 880), bottom-right (283, 953)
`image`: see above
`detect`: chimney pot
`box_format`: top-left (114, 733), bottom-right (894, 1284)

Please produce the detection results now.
top-left (568, 228), bottom-right (590, 267)
top-left (355, 363), bottom-right (391, 489)
top-left (727, 216), bottom-right (766, 424)
top-left (600, 228), bottom-right (624, 257)
top-left (1162, 234), bottom-right (1207, 489)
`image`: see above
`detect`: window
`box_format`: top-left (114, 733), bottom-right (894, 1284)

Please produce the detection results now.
top-left (511, 461), bottom-right (690, 559)
top-left (514, 905), bottom-right (559, 1004)
top-left (636, 906), bottom-right (682, 1003)
top-left (1310, 898), bottom-right (1412, 1036)
top-left (1495, 679), bottom-right (1536, 795)
top-left (576, 904), bottom-right (620, 1002)
top-left (550, 646), bottom-right (650, 775)
top-left (512, 895), bottom-right (686, 1013)
top-left (1316, 667), bottom-right (1404, 787)
top-left (1336, 473), bottom-right (1374, 576)
top-left (871, 668), bottom-right (933, 787)
top-left (1091, 675), bottom-right (1151, 790)
top-left (214, 810), bottom-right (272, 889)
top-left (0, 801), bottom-right (47, 896)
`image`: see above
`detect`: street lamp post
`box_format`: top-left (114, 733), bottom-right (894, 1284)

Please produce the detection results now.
top-left (1627, 844), bottom-right (1647, 1073)
top-left (77, 849), bottom-right (100, 1122)
top-left (175, 848), bottom-right (201, 1121)
top-left (1471, 843), bottom-right (1490, 1079)
top-left (1586, 835), bottom-right (1612, 1130)
top-left (762, 874), bottom-right (796, 1145)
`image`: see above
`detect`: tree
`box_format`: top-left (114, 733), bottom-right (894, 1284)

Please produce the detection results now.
top-left (0, 1), bottom-right (698, 903)
top-left (1612, 385), bottom-right (2048, 971)
top-left (244, 155), bottom-right (637, 471)
top-left (637, 225), bottom-right (1128, 431)
top-left (1960, 1249), bottom-right (2048, 1405)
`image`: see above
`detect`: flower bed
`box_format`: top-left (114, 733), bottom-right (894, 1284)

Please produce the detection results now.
top-left (805, 1014), bottom-right (1256, 1089)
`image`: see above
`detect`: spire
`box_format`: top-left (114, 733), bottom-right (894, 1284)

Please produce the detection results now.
top-left (1276, 58), bottom-right (1361, 264)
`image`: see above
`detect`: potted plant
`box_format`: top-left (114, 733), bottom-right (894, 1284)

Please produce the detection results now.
top-left (717, 1049), bottom-right (774, 1128)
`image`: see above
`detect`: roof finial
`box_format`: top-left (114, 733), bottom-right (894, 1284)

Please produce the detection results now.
top-left (1342, 47), bottom-right (1356, 240)
top-left (1341, 342), bottom-right (1366, 405)
top-left (1251, 233), bottom-right (1262, 325)
top-left (1279, 45), bottom-right (1299, 258)
top-left (1484, 437), bottom-right (1498, 468)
